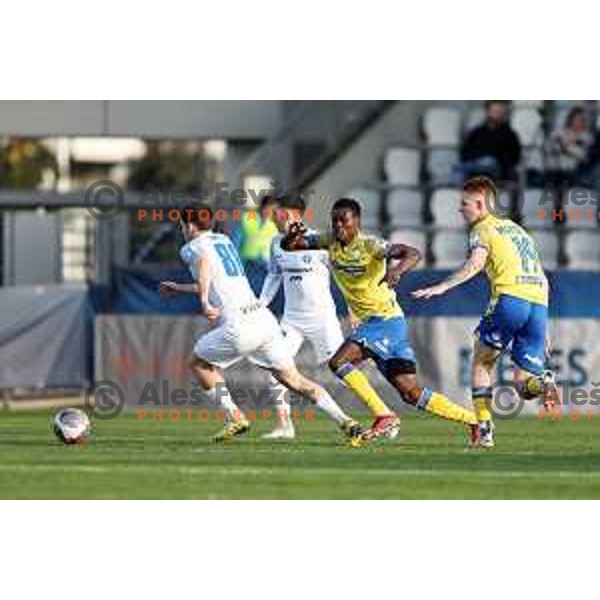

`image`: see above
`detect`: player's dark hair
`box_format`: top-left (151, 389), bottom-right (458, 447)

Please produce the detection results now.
top-left (260, 194), bottom-right (278, 212)
top-left (332, 197), bottom-right (361, 218)
top-left (180, 203), bottom-right (214, 230)
top-left (277, 193), bottom-right (306, 214)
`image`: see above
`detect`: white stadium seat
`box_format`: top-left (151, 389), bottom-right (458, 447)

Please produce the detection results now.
top-left (511, 108), bottom-right (543, 146)
top-left (423, 107), bottom-right (462, 147)
top-left (426, 148), bottom-right (458, 185)
top-left (388, 229), bottom-right (427, 268)
top-left (383, 147), bottom-right (420, 186)
top-left (345, 187), bottom-right (381, 230)
top-left (565, 231), bottom-right (600, 269)
top-left (521, 188), bottom-right (554, 229)
top-left (386, 189), bottom-right (424, 227)
top-left (465, 107), bottom-right (485, 132)
top-left (513, 100), bottom-right (544, 109)
top-left (431, 230), bottom-right (468, 268)
top-left (524, 145), bottom-right (544, 172)
top-left (562, 189), bottom-right (600, 229)
top-left (532, 230), bottom-right (560, 269)
top-left (430, 187), bottom-right (464, 228)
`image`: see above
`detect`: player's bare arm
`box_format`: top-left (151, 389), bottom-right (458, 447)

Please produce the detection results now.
top-left (381, 243), bottom-right (422, 287)
top-left (411, 246), bottom-right (488, 299)
top-left (196, 256), bottom-right (221, 323)
top-left (158, 281), bottom-right (199, 296)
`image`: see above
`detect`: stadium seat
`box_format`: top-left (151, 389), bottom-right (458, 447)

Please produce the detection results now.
top-left (388, 229), bottom-right (427, 268)
top-left (521, 188), bottom-right (555, 229)
top-left (345, 187), bottom-right (381, 230)
top-left (565, 231), bottom-right (600, 269)
top-left (562, 189), bottom-right (600, 229)
top-left (426, 148), bottom-right (458, 185)
top-left (465, 107), bottom-right (485, 132)
top-left (513, 100), bottom-right (544, 109)
top-left (511, 108), bottom-right (543, 146)
top-left (431, 230), bottom-right (468, 268)
top-left (383, 147), bottom-right (420, 186)
top-left (524, 145), bottom-right (544, 172)
top-left (423, 106), bottom-right (462, 147)
top-left (386, 189), bottom-right (424, 227)
top-left (430, 187), bottom-right (464, 228)
top-left (532, 230), bottom-right (560, 269)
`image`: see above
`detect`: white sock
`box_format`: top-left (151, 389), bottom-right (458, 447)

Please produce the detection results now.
top-left (203, 385), bottom-right (244, 421)
top-left (314, 390), bottom-right (350, 425)
top-left (269, 376), bottom-right (294, 431)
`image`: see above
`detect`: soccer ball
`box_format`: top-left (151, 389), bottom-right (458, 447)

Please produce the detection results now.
top-left (52, 408), bottom-right (91, 445)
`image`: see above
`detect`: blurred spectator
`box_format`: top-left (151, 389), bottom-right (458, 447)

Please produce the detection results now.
top-left (454, 101), bottom-right (521, 183)
top-left (231, 195), bottom-right (278, 292)
top-left (545, 106), bottom-right (593, 187)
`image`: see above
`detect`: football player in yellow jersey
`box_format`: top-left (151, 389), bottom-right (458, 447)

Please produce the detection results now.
top-left (282, 197), bottom-right (480, 443)
top-left (413, 176), bottom-right (558, 448)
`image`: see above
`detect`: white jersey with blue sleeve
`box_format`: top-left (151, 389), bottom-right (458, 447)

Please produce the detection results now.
top-left (180, 232), bottom-right (259, 321)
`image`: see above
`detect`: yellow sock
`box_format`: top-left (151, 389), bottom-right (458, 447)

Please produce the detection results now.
top-left (474, 398), bottom-right (492, 421)
top-left (336, 364), bottom-right (392, 417)
top-left (472, 387), bottom-right (492, 421)
top-left (424, 391), bottom-right (476, 424)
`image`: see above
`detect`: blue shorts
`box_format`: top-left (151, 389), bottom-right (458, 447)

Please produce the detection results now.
top-left (476, 294), bottom-right (548, 375)
top-left (350, 316), bottom-right (416, 375)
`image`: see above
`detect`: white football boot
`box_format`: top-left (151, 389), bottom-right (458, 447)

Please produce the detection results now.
top-left (478, 420), bottom-right (496, 448)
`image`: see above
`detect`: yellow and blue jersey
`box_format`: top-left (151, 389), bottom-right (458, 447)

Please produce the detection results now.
top-left (468, 214), bottom-right (548, 307)
top-left (317, 231), bottom-right (403, 321)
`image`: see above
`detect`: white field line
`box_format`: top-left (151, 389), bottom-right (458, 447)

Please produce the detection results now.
top-left (0, 464), bottom-right (598, 479)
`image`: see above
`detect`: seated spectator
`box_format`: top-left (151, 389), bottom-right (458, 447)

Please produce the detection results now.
top-left (545, 106), bottom-right (593, 187)
top-left (454, 100), bottom-right (521, 183)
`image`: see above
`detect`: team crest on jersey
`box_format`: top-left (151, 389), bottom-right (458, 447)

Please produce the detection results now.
top-left (302, 254), bottom-right (313, 264)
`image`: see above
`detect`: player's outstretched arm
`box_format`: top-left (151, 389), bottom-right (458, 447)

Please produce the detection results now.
top-left (158, 281), bottom-right (199, 296)
top-left (381, 243), bottom-right (422, 287)
top-left (411, 246), bottom-right (488, 299)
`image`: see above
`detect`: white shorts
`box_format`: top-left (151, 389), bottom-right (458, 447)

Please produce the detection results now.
top-left (280, 314), bottom-right (344, 365)
top-left (193, 307), bottom-right (295, 370)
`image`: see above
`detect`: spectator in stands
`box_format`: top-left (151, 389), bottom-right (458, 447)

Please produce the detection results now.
top-left (545, 106), bottom-right (593, 187)
top-left (454, 101), bottom-right (521, 183)
top-left (231, 195), bottom-right (278, 291)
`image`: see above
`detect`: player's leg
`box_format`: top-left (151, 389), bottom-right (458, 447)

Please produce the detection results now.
top-left (472, 295), bottom-right (531, 447)
top-left (470, 337), bottom-right (500, 447)
top-left (379, 365), bottom-right (479, 443)
top-left (328, 338), bottom-right (397, 420)
top-left (270, 364), bottom-right (364, 445)
top-left (511, 302), bottom-right (558, 411)
top-left (190, 326), bottom-right (250, 442)
top-left (357, 315), bottom-right (477, 442)
top-left (251, 311), bottom-right (365, 444)
top-left (262, 321), bottom-right (304, 439)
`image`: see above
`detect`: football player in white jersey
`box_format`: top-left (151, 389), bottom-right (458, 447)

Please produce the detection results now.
top-left (259, 194), bottom-right (345, 439)
top-left (159, 204), bottom-right (364, 444)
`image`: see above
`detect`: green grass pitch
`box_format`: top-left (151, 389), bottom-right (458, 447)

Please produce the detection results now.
top-left (0, 410), bottom-right (599, 499)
